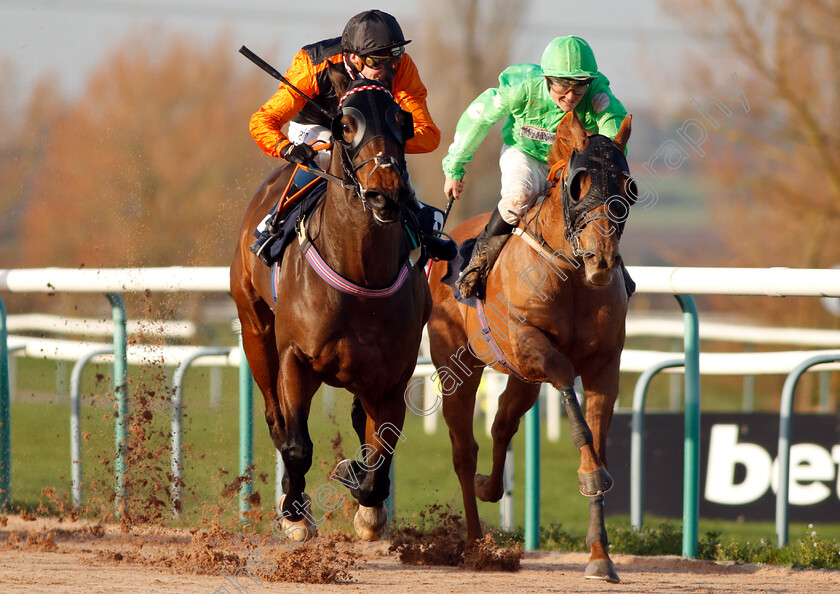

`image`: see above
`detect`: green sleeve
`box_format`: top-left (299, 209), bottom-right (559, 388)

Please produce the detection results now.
top-left (441, 86), bottom-right (510, 180)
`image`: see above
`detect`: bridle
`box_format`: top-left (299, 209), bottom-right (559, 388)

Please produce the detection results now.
top-left (551, 134), bottom-right (635, 256)
top-left (326, 80), bottom-right (414, 217)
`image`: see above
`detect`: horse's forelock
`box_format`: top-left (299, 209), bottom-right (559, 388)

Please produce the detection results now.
top-left (549, 112), bottom-right (588, 169)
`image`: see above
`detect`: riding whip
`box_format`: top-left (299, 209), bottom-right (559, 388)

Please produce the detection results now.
top-left (239, 45), bottom-right (332, 119)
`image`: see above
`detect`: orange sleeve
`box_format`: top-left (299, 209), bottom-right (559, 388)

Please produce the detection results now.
top-left (248, 49), bottom-right (318, 158)
top-left (392, 54), bottom-right (440, 154)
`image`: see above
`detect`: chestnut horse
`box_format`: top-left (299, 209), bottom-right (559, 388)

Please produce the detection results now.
top-left (231, 68), bottom-right (430, 541)
top-left (427, 111), bottom-right (634, 581)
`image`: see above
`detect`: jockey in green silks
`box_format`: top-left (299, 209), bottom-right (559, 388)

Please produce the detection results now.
top-left (442, 35), bottom-right (628, 299)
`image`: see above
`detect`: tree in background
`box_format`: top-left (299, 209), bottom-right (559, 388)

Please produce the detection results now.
top-left (664, 0), bottom-right (840, 328)
top-left (410, 0), bottom-right (529, 226)
top-left (0, 62), bottom-right (63, 267)
top-left (14, 32), bottom-right (271, 268)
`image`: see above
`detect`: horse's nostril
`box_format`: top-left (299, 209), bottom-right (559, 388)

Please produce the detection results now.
top-left (364, 191), bottom-right (386, 207)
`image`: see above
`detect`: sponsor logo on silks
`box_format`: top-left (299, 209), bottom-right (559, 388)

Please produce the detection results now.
top-left (520, 125), bottom-right (556, 143)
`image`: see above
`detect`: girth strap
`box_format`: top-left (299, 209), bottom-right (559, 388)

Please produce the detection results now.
top-left (475, 300), bottom-right (533, 382)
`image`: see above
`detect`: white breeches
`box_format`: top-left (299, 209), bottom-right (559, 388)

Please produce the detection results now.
top-left (498, 144), bottom-right (551, 225)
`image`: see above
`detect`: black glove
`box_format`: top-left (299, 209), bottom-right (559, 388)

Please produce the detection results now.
top-left (280, 142), bottom-right (317, 165)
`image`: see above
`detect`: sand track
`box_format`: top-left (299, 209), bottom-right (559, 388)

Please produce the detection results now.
top-left (1, 516), bottom-right (839, 593)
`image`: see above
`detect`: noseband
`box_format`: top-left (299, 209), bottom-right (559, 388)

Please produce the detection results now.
top-left (559, 135), bottom-right (633, 255)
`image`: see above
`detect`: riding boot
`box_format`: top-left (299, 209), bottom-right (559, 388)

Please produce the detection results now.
top-left (620, 261), bottom-right (636, 298)
top-left (250, 164), bottom-right (321, 266)
top-left (249, 228), bottom-right (275, 266)
top-left (456, 208), bottom-right (515, 300)
top-left (423, 232), bottom-right (458, 262)
top-left (249, 208), bottom-right (283, 266)
top-left (404, 182), bottom-right (457, 262)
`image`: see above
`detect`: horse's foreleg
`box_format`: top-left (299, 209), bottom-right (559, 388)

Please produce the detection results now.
top-left (475, 377), bottom-right (540, 502)
top-left (583, 494), bottom-right (619, 582)
top-left (578, 359), bottom-right (621, 582)
top-left (334, 390), bottom-right (407, 541)
top-left (559, 383), bottom-right (613, 496)
top-left (275, 348), bottom-right (319, 541)
top-left (350, 395), bottom-right (367, 446)
top-left (515, 327), bottom-right (610, 495)
top-left (441, 372), bottom-right (484, 544)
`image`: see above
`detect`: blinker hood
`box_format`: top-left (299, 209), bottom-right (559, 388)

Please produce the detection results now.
top-left (562, 134), bottom-right (633, 237)
top-left (331, 81), bottom-right (413, 159)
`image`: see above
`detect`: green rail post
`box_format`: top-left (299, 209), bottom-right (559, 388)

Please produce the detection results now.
top-left (776, 352), bottom-right (840, 546)
top-left (0, 297), bottom-right (9, 511)
top-left (525, 400), bottom-right (540, 551)
top-left (675, 295), bottom-right (700, 559)
top-left (238, 329), bottom-right (254, 521)
top-left (107, 294), bottom-right (128, 517)
top-left (630, 358), bottom-right (686, 531)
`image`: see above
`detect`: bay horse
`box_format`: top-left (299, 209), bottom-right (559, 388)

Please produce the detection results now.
top-left (230, 67), bottom-right (430, 541)
top-left (427, 111), bottom-right (634, 581)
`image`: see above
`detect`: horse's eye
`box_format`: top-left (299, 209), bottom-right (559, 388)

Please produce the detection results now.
top-left (569, 172), bottom-right (587, 201)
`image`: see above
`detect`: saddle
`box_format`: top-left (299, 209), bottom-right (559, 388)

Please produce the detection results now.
top-left (253, 177), bottom-right (327, 267)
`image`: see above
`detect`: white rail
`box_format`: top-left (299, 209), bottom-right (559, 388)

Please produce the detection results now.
top-left (626, 266), bottom-right (840, 296)
top-left (1, 265), bottom-right (839, 297)
top-left (0, 267), bottom-right (229, 293)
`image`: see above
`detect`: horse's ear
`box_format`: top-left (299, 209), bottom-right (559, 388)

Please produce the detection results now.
top-left (327, 61), bottom-right (351, 101)
top-left (613, 115), bottom-right (632, 153)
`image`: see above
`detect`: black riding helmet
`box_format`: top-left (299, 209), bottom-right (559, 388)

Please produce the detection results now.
top-left (341, 9), bottom-right (411, 56)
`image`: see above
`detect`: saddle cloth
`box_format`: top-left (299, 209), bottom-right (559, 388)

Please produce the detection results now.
top-left (253, 180), bottom-right (327, 267)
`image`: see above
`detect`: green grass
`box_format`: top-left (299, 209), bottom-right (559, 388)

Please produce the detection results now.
top-left (5, 358), bottom-right (840, 552)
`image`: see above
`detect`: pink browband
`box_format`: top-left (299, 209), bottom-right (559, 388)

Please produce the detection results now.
top-left (339, 84), bottom-right (394, 107)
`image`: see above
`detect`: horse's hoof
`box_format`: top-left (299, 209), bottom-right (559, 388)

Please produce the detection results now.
top-left (278, 494), bottom-right (316, 542)
top-left (578, 467), bottom-right (614, 496)
top-left (354, 504), bottom-right (388, 541)
top-left (584, 558), bottom-right (620, 582)
top-left (474, 474), bottom-right (502, 502)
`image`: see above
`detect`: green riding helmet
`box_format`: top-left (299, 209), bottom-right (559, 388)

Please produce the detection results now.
top-left (540, 36), bottom-right (598, 80)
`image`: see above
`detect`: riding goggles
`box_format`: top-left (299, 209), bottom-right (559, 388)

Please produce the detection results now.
top-left (546, 76), bottom-right (591, 97)
top-left (361, 45), bottom-right (405, 68)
